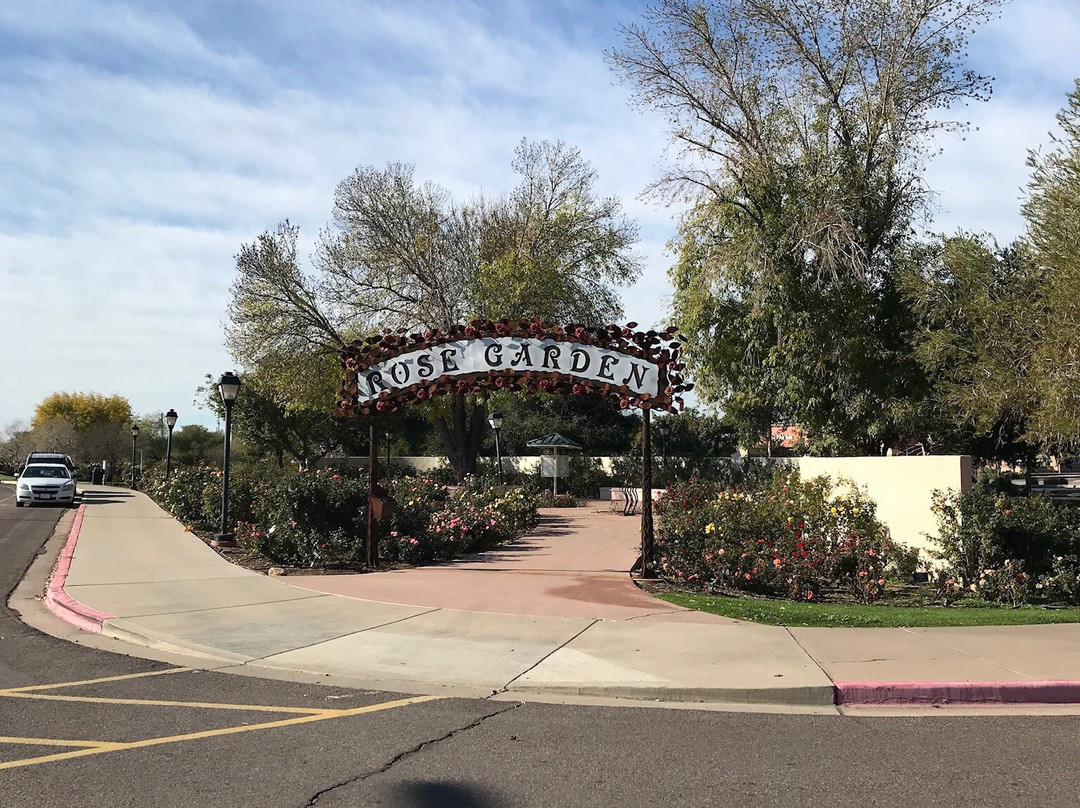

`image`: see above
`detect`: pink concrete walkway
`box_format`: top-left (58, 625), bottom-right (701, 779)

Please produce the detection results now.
top-left (285, 507), bottom-right (736, 622)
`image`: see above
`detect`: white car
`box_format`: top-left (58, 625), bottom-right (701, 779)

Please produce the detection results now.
top-left (15, 464), bottom-right (77, 508)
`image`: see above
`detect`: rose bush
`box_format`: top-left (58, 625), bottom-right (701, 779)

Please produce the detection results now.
top-left (380, 476), bottom-right (539, 564)
top-left (655, 472), bottom-right (905, 602)
top-left (931, 488), bottom-right (1080, 605)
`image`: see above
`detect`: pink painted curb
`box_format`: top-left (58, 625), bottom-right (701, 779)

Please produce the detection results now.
top-left (835, 680), bottom-right (1080, 706)
top-left (44, 504), bottom-right (115, 633)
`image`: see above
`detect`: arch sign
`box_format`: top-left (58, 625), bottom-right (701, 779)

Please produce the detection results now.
top-left (338, 318), bottom-right (693, 575)
top-left (339, 319), bottom-right (691, 415)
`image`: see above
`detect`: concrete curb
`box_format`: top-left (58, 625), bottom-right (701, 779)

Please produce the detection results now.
top-left (507, 682), bottom-right (838, 706)
top-left (44, 504), bottom-right (115, 633)
top-left (835, 680), bottom-right (1080, 706)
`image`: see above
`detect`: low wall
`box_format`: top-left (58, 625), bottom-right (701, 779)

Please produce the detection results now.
top-left (794, 456), bottom-right (973, 554)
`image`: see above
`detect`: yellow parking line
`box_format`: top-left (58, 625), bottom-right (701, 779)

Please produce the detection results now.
top-left (0, 736), bottom-right (123, 749)
top-left (0, 695), bottom-right (440, 771)
top-left (0, 692), bottom-right (331, 715)
top-left (0, 667), bottom-right (191, 694)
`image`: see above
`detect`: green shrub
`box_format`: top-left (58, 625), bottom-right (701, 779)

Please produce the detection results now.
top-left (236, 468), bottom-right (369, 567)
top-left (930, 488), bottom-right (1080, 605)
top-left (142, 464), bottom-right (220, 530)
top-left (538, 492), bottom-right (579, 508)
top-left (656, 471), bottom-right (904, 602)
top-left (564, 457), bottom-right (612, 499)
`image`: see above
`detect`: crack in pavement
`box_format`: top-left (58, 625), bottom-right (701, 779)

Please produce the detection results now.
top-left (301, 701), bottom-right (523, 806)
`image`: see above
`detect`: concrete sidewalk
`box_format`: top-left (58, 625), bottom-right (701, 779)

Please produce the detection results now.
top-left (29, 486), bottom-right (1080, 709)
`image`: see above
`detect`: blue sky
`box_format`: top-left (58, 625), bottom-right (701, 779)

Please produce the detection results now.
top-left (2, 0), bottom-right (1078, 431)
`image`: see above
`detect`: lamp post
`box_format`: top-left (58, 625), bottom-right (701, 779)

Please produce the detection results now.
top-left (164, 409), bottom-right (178, 482)
top-left (129, 424), bottom-right (140, 489)
top-left (488, 411), bottom-right (504, 485)
top-left (657, 420), bottom-right (671, 470)
top-left (385, 430), bottom-right (392, 472)
top-left (212, 371), bottom-right (241, 548)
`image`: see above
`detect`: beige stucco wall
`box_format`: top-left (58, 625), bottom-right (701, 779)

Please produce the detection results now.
top-left (795, 455), bottom-right (973, 554)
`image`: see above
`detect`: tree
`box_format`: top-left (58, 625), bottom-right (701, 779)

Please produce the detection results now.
top-left (484, 394), bottom-right (640, 458)
top-left (227, 140), bottom-right (641, 479)
top-left (611, 0), bottom-right (1004, 453)
top-left (198, 371), bottom-right (368, 468)
top-left (655, 408), bottom-right (739, 459)
top-left (0, 421), bottom-right (32, 473)
top-left (1023, 79), bottom-right (1080, 449)
top-left (170, 425), bottom-right (225, 466)
top-left (32, 392), bottom-right (132, 431)
top-left (902, 234), bottom-right (1046, 468)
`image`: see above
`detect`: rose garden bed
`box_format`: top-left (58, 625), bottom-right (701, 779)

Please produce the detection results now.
top-left (141, 464), bottom-right (539, 571)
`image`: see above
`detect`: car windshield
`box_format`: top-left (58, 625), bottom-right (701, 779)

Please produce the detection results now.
top-left (23, 466), bottom-right (69, 479)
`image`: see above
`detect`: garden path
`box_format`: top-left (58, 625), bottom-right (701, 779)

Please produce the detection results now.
top-left (283, 506), bottom-right (734, 622)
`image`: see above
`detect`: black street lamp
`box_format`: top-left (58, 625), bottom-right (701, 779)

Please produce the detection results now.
top-left (129, 424), bottom-right (140, 489)
top-left (212, 371), bottom-right (241, 548)
top-left (164, 409), bottom-right (178, 482)
top-left (657, 419), bottom-right (671, 469)
top-left (488, 411), bottom-right (504, 485)
top-left (385, 430), bottom-right (393, 472)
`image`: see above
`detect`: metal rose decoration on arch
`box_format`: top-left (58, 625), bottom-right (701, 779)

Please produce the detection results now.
top-left (338, 318), bottom-right (693, 417)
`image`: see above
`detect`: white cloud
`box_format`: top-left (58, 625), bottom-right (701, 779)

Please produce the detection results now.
top-left (1, 0), bottom-right (1075, 427)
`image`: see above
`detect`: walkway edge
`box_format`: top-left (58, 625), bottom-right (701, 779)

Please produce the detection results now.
top-left (835, 680), bottom-right (1080, 705)
top-left (44, 504), bottom-right (115, 633)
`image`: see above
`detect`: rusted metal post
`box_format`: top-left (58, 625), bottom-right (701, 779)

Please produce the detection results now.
top-left (366, 421), bottom-right (379, 568)
top-left (640, 407), bottom-right (655, 578)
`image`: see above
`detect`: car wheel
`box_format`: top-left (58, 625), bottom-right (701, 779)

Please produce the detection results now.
top-left (15, 501), bottom-right (24, 508)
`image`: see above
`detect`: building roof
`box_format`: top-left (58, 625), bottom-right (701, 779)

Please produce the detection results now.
top-left (525, 433), bottom-right (583, 450)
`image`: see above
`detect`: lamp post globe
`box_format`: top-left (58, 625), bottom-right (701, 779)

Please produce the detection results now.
top-left (164, 409), bottom-right (178, 482)
top-left (487, 411), bottom-right (505, 485)
top-left (129, 423), bottom-right (140, 490)
top-left (212, 372), bottom-right (241, 548)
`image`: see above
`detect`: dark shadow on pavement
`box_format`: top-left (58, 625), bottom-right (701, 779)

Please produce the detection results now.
top-left (389, 781), bottom-right (503, 808)
top-left (80, 490), bottom-right (135, 506)
top-left (524, 515), bottom-right (574, 537)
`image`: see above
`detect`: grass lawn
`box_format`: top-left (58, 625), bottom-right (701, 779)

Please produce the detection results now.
top-left (659, 592), bottom-right (1080, 627)
top-left (0, 474), bottom-right (14, 481)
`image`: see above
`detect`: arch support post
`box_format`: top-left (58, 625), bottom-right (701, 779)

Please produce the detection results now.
top-left (366, 421), bottom-right (379, 568)
top-left (640, 407), bottom-right (655, 578)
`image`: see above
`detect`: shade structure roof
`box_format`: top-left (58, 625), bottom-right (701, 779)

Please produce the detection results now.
top-left (525, 433), bottom-right (582, 451)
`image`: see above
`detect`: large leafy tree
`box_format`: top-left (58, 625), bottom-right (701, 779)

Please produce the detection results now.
top-left (611, 0), bottom-right (1004, 453)
top-left (32, 392), bottom-right (132, 431)
top-left (1023, 79), bottom-right (1080, 449)
top-left (24, 392), bottom-right (133, 468)
top-left (902, 234), bottom-right (1046, 467)
top-left (228, 140), bottom-right (641, 479)
top-left (199, 371), bottom-right (368, 468)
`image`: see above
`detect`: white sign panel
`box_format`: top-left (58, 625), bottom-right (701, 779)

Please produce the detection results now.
top-left (540, 455), bottom-right (570, 478)
top-left (353, 337), bottom-right (661, 405)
